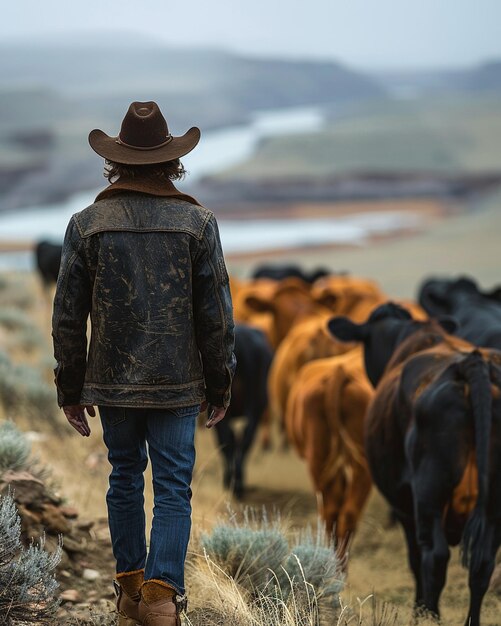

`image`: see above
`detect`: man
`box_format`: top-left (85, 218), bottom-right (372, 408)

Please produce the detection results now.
top-left (52, 101), bottom-right (236, 626)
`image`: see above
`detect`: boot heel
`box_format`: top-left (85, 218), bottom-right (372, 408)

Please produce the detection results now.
top-left (118, 615), bottom-right (139, 626)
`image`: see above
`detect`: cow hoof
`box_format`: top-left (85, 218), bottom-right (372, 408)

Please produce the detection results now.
top-left (223, 469), bottom-right (232, 489)
top-left (261, 439), bottom-right (273, 452)
top-left (234, 483), bottom-right (245, 500)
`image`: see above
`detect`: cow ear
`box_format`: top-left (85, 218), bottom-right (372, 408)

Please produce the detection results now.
top-left (281, 276), bottom-right (310, 293)
top-left (245, 295), bottom-right (275, 313)
top-left (484, 286), bottom-right (501, 303)
top-left (437, 316), bottom-right (458, 335)
top-left (327, 316), bottom-right (367, 342)
top-left (315, 291), bottom-right (339, 310)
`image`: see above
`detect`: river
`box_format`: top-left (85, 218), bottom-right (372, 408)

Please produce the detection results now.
top-left (0, 105), bottom-right (422, 270)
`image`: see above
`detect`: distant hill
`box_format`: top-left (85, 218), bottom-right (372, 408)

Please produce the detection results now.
top-left (6, 39), bottom-right (501, 213)
top-left (376, 60), bottom-right (501, 98)
top-left (0, 40), bottom-right (385, 131)
top-left (0, 40), bottom-right (387, 211)
top-left (453, 60), bottom-right (501, 92)
top-left (211, 94), bottom-right (501, 182)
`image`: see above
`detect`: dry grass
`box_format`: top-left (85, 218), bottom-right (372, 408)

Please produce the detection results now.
top-left (186, 549), bottom-right (323, 626)
top-left (32, 423), bottom-right (501, 625)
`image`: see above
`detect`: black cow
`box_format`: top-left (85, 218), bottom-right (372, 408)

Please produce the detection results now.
top-left (328, 303), bottom-right (501, 626)
top-left (418, 276), bottom-right (501, 350)
top-left (252, 263), bottom-right (331, 284)
top-left (35, 241), bottom-right (62, 287)
top-left (213, 324), bottom-right (273, 499)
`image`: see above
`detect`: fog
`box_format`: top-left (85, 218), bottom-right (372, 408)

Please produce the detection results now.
top-left (4, 0), bottom-right (501, 69)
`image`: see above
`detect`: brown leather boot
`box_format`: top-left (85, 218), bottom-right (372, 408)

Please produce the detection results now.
top-left (138, 580), bottom-right (186, 626)
top-left (114, 569), bottom-right (144, 626)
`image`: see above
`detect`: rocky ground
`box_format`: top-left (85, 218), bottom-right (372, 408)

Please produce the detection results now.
top-left (0, 468), bottom-right (116, 624)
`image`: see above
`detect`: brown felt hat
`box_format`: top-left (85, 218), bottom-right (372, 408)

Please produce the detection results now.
top-left (88, 101), bottom-right (200, 165)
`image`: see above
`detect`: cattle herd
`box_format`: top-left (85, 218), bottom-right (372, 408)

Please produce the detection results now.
top-left (35, 246), bottom-right (500, 626)
top-left (229, 266), bottom-right (501, 626)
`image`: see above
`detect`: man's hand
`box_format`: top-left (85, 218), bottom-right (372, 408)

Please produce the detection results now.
top-left (205, 405), bottom-right (227, 429)
top-left (62, 405), bottom-right (96, 437)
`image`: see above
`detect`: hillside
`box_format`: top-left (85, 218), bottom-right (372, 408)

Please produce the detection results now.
top-left (453, 60), bottom-right (501, 92)
top-left (0, 40), bottom-right (386, 138)
top-left (212, 94), bottom-right (501, 182)
top-left (0, 42), bottom-right (385, 106)
top-left (0, 40), bottom-right (386, 211)
top-left (376, 59), bottom-right (501, 98)
top-left (4, 42), bottom-right (501, 212)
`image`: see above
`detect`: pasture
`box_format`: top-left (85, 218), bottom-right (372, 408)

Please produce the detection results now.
top-left (0, 190), bottom-right (501, 624)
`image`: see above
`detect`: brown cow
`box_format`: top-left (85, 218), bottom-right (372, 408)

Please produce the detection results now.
top-left (243, 277), bottom-right (327, 348)
top-left (242, 274), bottom-right (398, 347)
top-left (312, 275), bottom-right (384, 322)
top-left (268, 315), bottom-right (353, 430)
top-left (286, 347), bottom-right (373, 554)
top-left (230, 276), bottom-right (276, 347)
top-left (265, 276), bottom-right (385, 427)
top-left (312, 275), bottom-right (427, 322)
top-left (243, 274), bottom-right (425, 450)
top-left (267, 275), bottom-right (381, 437)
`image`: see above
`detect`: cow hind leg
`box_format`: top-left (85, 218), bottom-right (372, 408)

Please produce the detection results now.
top-left (259, 408), bottom-right (272, 451)
top-left (417, 509), bottom-right (450, 618)
top-left (335, 468), bottom-right (372, 562)
top-left (412, 462), bottom-right (455, 620)
top-left (320, 480), bottom-right (346, 554)
top-left (394, 510), bottom-right (424, 610)
top-left (465, 522), bottom-right (500, 626)
top-left (411, 452), bottom-right (456, 616)
top-left (214, 421), bottom-right (236, 491)
top-left (231, 411), bottom-right (262, 499)
top-left (409, 401), bottom-right (470, 618)
top-left (240, 410), bottom-right (261, 458)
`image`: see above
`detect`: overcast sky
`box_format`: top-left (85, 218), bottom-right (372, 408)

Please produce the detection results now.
top-left (4, 0), bottom-right (501, 70)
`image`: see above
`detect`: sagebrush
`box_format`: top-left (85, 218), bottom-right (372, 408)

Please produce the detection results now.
top-left (0, 420), bottom-right (32, 472)
top-left (0, 492), bottom-right (61, 625)
top-left (193, 510), bottom-right (344, 625)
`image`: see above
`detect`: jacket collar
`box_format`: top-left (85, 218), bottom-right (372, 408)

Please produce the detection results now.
top-left (95, 178), bottom-right (201, 206)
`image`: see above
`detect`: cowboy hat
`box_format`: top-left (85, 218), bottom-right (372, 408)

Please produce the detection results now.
top-left (88, 101), bottom-right (200, 165)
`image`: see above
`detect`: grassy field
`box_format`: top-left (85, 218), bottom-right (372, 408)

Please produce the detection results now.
top-left (218, 94), bottom-right (501, 179)
top-left (1, 192), bottom-right (501, 623)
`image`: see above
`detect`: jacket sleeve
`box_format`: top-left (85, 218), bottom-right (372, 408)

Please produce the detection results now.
top-left (51, 217), bottom-right (92, 407)
top-left (192, 213), bottom-right (236, 408)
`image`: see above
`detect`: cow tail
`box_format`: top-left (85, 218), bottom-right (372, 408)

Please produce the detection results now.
top-left (460, 350), bottom-right (492, 572)
top-left (321, 364), bottom-right (364, 488)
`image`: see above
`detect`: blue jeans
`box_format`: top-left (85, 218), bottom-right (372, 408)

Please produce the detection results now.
top-left (99, 405), bottom-right (198, 595)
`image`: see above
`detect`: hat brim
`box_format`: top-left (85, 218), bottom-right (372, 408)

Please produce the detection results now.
top-left (88, 126), bottom-right (201, 165)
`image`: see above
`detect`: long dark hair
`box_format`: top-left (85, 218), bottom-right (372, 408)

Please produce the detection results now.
top-left (104, 159), bottom-right (187, 183)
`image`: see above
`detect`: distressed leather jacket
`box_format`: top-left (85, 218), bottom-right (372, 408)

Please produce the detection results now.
top-left (52, 183), bottom-right (236, 410)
